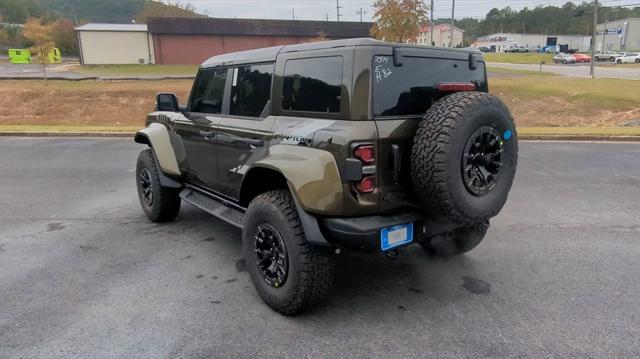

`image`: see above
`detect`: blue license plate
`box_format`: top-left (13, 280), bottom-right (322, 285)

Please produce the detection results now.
top-left (380, 223), bottom-right (413, 251)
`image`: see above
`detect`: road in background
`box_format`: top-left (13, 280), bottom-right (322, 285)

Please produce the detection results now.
top-left (488, 61), bottom-right (640, 80)
top-left (1, 138), bottom-right (639, 358)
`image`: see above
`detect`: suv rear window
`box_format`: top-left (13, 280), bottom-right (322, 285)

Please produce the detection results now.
top-left (282, 57), bottom-right (342, 113)
top-left (372, 55), bottom-right (486, 117)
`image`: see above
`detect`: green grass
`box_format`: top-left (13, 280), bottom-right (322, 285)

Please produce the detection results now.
top-left (71, 64), bottom-right (198, 77)
top-left (484, 52), bottom-right (554, 64)
top-left (490, 73), bottom-right (640, 109)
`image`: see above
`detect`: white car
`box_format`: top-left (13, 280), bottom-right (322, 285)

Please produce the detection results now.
top-left (615, 53), bottom-right (640, 64)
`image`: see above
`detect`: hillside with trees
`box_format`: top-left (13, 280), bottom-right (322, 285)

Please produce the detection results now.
top-left (0, 0), bottom-right (203, 24)
top-left (445, 2), bottom-right (640, 45)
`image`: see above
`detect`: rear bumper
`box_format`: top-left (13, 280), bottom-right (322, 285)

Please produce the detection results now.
top-left (322, 212), bottom-right (425, 252)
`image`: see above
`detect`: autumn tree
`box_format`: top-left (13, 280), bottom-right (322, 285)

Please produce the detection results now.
top-left (22, 18), bottom-right (56, 81)
top-left (134, 0), bottom-right (204, 23)
top-left (370, 0), bottom-right (429, 43)
top-left (51, 18), bottom-right (78, 56)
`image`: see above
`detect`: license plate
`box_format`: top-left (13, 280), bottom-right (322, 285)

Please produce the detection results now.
top-left (380, 223), bottom-right (413, 251)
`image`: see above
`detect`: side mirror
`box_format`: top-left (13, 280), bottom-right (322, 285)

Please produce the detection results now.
top-left (156, 93), bottom-right (179, 112)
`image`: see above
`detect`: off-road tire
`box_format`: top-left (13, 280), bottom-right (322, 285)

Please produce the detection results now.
top-left (411, 92), bottom-right (518, 223)
top-left (420, 221), bottom-right (489, 257)
top-left (136, 149), bottom-right (181, 222)
top-left (243, 190), bottom-right (334, 315)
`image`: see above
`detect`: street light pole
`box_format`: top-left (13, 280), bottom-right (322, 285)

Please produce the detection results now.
top-left (590, 0), bottom-right (598, 79)
top-left (430, 0), bottom-right (434, 46)
top-left (450, 0), bottom-right (455, 47)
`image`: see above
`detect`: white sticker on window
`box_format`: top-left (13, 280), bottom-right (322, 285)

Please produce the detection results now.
top-left (232, 68), bottom-right (238, 86)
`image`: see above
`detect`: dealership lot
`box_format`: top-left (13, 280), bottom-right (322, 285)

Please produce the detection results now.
top-left (1, 138), bottom-right (639, 358)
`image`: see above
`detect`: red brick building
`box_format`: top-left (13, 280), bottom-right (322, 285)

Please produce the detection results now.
top-left (148, 17), bottom-right (373, 65)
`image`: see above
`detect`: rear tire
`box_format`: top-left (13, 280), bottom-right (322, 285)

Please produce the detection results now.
top-left (136, 149), bottom-right (181, 222)
top-left (411, 92), bottom-right (518, 224)
top-left (420, 221), bottom-right (489, 257)
top-left (243, 190), bottom-right (334, 315)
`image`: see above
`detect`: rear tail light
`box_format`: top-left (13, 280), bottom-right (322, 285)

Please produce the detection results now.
top-left (354, 145), bottom-right (375, 164)
top-left (354, 176), bottom-right (375, 193)
top-left (437, 82), bottom-right (476, 92)
top-left (351, 144), bottom-right (376, 194)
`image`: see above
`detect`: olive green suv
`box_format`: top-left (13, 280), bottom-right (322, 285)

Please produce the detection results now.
top-left (134, 39), bottom-right (518, 315)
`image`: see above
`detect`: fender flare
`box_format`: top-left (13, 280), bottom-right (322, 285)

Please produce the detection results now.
top-left (134, 123), bottom-right (180, 176)
top-left (251, 145), bottom-right (344, 215)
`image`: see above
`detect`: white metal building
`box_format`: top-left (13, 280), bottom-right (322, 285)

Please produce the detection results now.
top-left (473, 33), bottom-right (592, 52)
top-left (413, 24), bottom-right (465, 47)
top-left (75, 23), bottom-right (155, 65)
top-left (596, 18), bottom-right (640, 51)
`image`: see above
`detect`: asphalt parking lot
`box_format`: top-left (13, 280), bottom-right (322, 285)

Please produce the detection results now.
top-left (1, 138), bottom-right (639, 358)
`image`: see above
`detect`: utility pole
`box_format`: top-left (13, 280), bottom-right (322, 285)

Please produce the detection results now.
top-left (590, 0), bottom-right (598, 79)
top-left (602, 18), bottom-right (607, 51)
top-left (291, 8), bottom-right (295, 20)
top-left (326, 13), bottom-right (330, 21)
top-left (430, 0), bottom-right (434, 46)
top-left (336, 0), bottom-right (342, 22)
top-left (356, 8), bottom-right (366, 22)
top-left (450, 0), bottom-right (455, 47)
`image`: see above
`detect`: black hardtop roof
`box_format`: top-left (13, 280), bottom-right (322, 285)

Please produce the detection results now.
top-left (201, 38), bottom-right (481, 68)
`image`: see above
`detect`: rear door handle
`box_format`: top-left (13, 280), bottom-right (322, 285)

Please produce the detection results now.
top-left (199, 130), bottom-right (214, 139)
top-left (244, 138), bottom-right (264, 147)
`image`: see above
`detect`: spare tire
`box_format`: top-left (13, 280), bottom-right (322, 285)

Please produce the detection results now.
top-left (410, 92), bottom-right (518, 223)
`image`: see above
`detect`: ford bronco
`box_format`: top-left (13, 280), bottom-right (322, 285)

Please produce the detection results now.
top-left (134, 39), bottom-right (518, 315)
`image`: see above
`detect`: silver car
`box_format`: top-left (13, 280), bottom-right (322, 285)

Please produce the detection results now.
top-left (553, 53), bottom-right (576, 64)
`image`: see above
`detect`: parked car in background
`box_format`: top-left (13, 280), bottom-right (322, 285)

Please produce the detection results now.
top-left (572, 53), bottom-right (591, 63)
top-left (594, 51), bottom-right (621, 62)
top-left (615, 53), bottom-right (640, 64)
top-left (478, 46), bottom-right (494, 53)
top-left (552, 53), bottom-right (576, 64)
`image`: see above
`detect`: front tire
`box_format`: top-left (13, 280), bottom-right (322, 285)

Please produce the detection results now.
top-left (136, 149), bottom-right (181, 222)
top-left (420, 221), bottom-right (489, 257)
top-left (243, 190), bottom-right (335, 315)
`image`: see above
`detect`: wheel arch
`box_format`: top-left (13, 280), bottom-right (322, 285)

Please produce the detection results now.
top-left (243, 145), bottom-right (344, 216)
top-left (134, 123), bottom-right (180, 176)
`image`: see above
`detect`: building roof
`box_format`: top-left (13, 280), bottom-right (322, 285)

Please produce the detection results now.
top-left (147, 17), bottom-right (372, 38)
top-left (419, 24), bottom-right (465, 33)
top-left (75, 23), bottom-right (148, 32)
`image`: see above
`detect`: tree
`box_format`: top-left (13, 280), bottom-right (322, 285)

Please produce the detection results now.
top-left (134, 0), bottom-right (204, 23)
top-left (370, 0), bottom-right (428, 43)
top-left (22, 18), bottom-right (56, 81)
top-left (51, 18), bottom-right (77, 56)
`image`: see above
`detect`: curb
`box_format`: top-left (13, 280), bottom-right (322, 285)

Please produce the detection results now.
top-left (1, 132), bottom-right (639, 142)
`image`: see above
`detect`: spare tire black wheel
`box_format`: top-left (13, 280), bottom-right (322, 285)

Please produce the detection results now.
top-left (411, 92), bottom-right (518, 223)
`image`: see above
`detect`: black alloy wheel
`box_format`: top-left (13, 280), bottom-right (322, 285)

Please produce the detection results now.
top-left (139, 168), bottom-right (153, 206)
top-left (461, 126), bottom-right (504, 197)
top-left (254, 223), bottom-right (289, 288)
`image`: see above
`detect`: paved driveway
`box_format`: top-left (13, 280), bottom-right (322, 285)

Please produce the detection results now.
top-left (0, 138), bottom-right (639, 358)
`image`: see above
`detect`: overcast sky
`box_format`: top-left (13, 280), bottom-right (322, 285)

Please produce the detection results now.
top-left (188, 0), bottom-right (640, 21)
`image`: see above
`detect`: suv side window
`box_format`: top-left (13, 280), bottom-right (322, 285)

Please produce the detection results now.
top-left (282, 57), bottom-right (342, 113)
top-left (229, 63), bottom-right (273, 118)
top-left (189, 68), bottom-right (228, 114)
